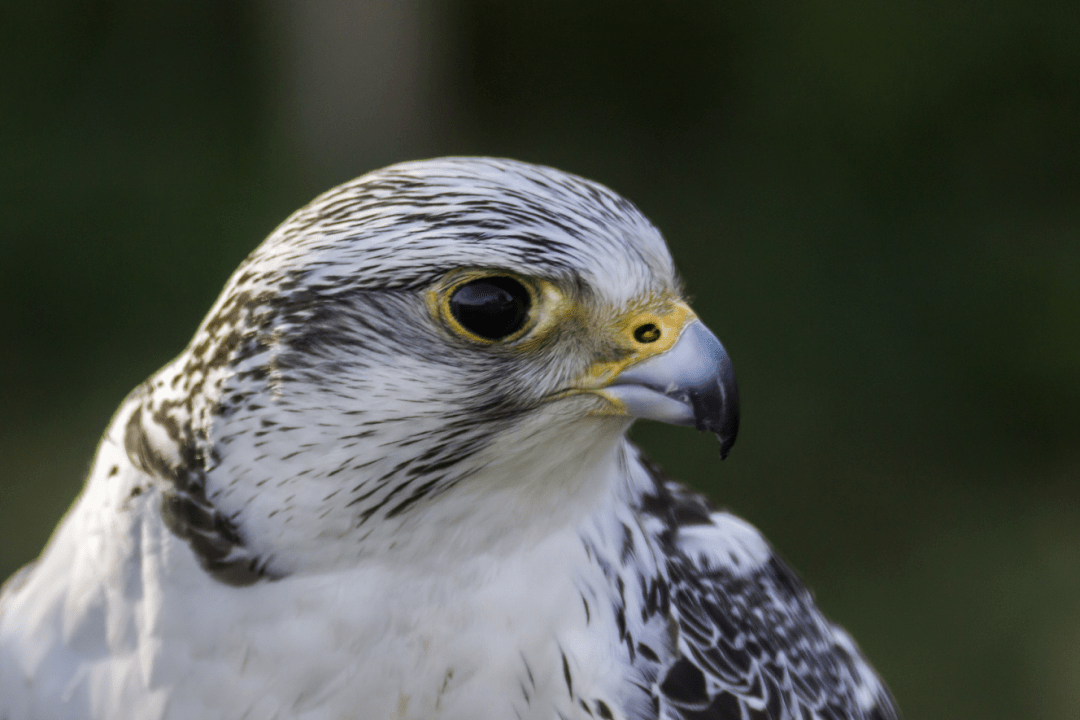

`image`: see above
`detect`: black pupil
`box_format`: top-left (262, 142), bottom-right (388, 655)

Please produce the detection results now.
top-left (449, 277), bottom-right (531, 340)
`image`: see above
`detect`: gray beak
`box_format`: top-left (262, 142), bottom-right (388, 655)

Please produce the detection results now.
top-left (603, 320), bottom-right (740, 458)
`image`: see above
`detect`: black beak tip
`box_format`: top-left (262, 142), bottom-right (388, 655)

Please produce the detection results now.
top-left (716, 428), bottom-right (737, 460)
top-left (708, 371), bottom-right (740, 460)
top-left (692, 389), bottom-right (739, 459)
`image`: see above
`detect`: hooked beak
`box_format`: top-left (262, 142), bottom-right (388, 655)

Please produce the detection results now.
top-left (599, 319), bottom-right (740, 459)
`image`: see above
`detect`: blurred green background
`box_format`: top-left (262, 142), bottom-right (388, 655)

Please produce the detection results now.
top-left (2, 1), bottom-right (1078, 717)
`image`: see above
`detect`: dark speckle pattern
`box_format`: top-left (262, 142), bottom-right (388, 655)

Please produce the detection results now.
top-left (591, 454), bottom-right (900, 719)
top-left (123, 399), bottom-right (273, 586)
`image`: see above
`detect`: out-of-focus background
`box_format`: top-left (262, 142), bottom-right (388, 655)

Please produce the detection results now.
top-left (1, 1), bottom-right (1077, 717)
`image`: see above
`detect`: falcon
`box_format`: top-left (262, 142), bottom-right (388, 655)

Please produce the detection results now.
top-left (0, 158), bottom-right (898, 719)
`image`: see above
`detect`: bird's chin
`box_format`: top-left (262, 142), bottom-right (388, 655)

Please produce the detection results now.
top-left (544, 388), bottom-right (624, 417)
top-left (533, 391), bottom-right (636, 443)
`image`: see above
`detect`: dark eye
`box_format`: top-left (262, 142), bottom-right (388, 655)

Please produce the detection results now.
top-left (448, 276), bottom-right (531, 340)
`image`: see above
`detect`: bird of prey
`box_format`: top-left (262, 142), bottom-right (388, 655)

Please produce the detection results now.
top-left (0, 158), bottom-right (897, 720)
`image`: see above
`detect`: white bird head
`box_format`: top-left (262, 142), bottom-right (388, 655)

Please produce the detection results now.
top-left (126, 158), bottom-right (738, 580)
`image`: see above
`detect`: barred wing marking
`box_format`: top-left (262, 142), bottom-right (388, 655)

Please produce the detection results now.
top-left (640, 477), bottom-right (898, 720)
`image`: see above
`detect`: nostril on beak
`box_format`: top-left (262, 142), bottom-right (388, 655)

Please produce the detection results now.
top-left (633, 323), bottom-right (661, 344)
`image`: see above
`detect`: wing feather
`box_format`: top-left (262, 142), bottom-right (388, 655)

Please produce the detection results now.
top-left (634, 460), bottom-right (898, 720)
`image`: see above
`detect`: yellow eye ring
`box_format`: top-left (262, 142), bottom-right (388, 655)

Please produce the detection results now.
top-left (428, 270), bottom-right (541, 344)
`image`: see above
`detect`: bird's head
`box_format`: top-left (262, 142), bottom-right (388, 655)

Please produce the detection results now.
top-left (136, 158), bottom-right (738, 574)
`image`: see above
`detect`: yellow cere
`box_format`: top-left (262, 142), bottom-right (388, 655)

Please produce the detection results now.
top-left (580, 299), bottom-right (695, 388)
